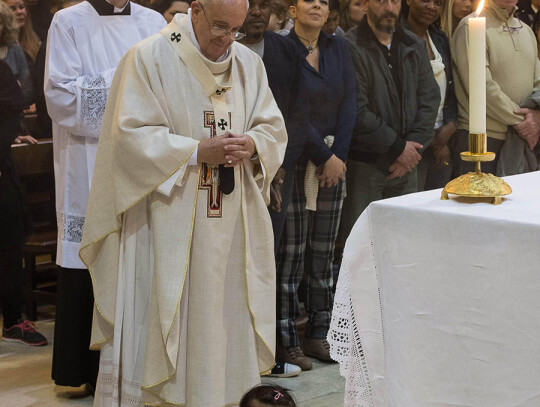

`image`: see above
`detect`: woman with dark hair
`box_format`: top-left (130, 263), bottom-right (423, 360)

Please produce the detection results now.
top-left (274, 0), bottom-right (356, 371)
top-left (152, 0), bottom-right (189, 22)
top-left (0, 59), bottom-right (46, 346)
top-left (0, 2), bottom-right (33, 106)
top-left (338, 0), bottom-right (364, 33)
top-left (401, 0), bottom-right (458, 190)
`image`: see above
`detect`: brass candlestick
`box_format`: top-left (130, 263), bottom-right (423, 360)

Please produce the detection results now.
top-left (441, 133), bottom-right (511, 204)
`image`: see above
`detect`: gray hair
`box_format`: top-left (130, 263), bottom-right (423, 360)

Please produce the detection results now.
top-left (199, 0), bottom-right (249, 9)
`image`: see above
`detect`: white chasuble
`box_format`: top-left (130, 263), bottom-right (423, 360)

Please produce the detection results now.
top-left (44, 1), bottom-right (166, 268)
top-left (79, 13), bottom-right (287, 407)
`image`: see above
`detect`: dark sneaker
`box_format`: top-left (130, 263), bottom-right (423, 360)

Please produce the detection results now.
top-left (2, 320), bottom-right (48, 346)
top-left (302, 337), bottom-right (334, 362)
top-left (276, 345), bottom-right (312, 371)
top-left (265, 361), bottom-right (301, 378)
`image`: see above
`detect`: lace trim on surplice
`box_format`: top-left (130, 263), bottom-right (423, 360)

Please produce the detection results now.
top-left (80, 74), bottom-right (109, 135)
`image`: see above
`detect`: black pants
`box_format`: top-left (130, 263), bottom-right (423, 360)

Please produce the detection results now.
top-left (0, 246), bottom-right (23, 328)
top-left (52, 267), bottom-right (99, 388)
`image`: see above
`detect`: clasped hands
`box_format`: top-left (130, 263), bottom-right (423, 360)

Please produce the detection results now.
top-left (387, 141), bottom-right (423, 180)
top-left (197, 132), bottom-right (255, 167)
top-left (514, 108), bottom-right (540, 150)
top-left (316, 154), bottom-right (346, 188)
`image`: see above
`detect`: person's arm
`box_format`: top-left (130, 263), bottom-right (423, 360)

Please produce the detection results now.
top-left (434, 35), bottom-right (457, 153)
top-left (280, 47), bottom-right (310, 173)
top-left (13, 45), bottom-right (34, 107)
top-left (0, 61), bottom-right (24, 167)
top-left (441, 32), bottom-right (458, 126)
top-left (44, 14), bottom-right (116, 138)
top-left (403, 42), bottom-right (440, 149)
top-left (330, 38), bottom-right (357, 162)
top-left (242, 57), bottom-right (288, 204)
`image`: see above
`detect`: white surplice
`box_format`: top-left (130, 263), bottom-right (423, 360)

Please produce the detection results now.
top-left (80, 14), bottom-right (287, 407)
top-left (44, 1), bottom-right (166, 268)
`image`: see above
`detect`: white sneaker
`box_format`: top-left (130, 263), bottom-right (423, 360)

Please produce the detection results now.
top-left (265, 361), bottom-right (301, 378)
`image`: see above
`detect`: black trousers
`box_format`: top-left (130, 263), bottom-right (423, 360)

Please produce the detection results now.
top-left (52, 267), bottom-right (99, 388)
top-left (0, 246), bottom-right (23, 328)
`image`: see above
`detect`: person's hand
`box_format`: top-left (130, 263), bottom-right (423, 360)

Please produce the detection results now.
top-left (514, 108), bottom-right (540, 150)
top-left (432, 122), bottom-right (456, 150)
top-left (318, 154), bottom-right (346, 188)
top-left (270, 168), bottom-right (286, 212)
top-left (396, 141), bottom-right (423, 170)
top-left (197, 134), bottom-right (233, 165)
top-left (14, 135), bottom-right (38, 145)
top-left (387, 161), bottom-right (409, 179)
top-left (433, 144), bottom-right (451, 167)
top-left (223, 133), bottom-right (256, 167)
top-left (23, 104), bottom-right (36, 115)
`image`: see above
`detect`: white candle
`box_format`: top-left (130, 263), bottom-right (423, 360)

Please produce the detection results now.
top-left (468, 3), bottom-right (486, 134)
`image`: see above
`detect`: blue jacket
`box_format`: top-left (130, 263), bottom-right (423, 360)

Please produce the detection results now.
top-left (288, 29), bottom-right (357, 166)
top-left (262, 30), bottom-right (308, 173)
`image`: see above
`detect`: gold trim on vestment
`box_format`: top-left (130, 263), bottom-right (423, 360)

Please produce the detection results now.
top-left (89, 336), bottom-right (109, 350)
top-left (240, 166), bottom-right (276, 374)
top-left (80, 143), bottom-right (200, 349)
top-left (141, 165), bottom-right (201, 394)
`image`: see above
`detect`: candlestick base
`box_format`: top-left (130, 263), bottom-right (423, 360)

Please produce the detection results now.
top-left (441, 170), bottom-right (512, 205)
top-left (460, 151), bottom-right (496, 162)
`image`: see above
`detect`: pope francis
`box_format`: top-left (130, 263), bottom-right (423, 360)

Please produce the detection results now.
top-left (78, 0), bottom-right (287, 405)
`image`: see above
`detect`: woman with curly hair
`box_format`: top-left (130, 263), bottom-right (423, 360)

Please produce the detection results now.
top-left (0, 1), bottom-right (33, 106)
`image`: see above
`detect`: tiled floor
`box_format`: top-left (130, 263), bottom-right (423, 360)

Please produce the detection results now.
top-left (0, 306), bottom-right (344, 407)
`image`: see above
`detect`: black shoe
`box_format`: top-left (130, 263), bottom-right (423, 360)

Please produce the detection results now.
top-left (85, 382), bottom-right (96, 398)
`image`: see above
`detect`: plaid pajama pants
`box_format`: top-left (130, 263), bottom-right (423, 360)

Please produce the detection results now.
top-left (275, 162), bottom-right (345, 347)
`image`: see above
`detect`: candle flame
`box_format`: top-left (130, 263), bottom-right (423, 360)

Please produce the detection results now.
top-left (475, 0), bottom-right (485, 16)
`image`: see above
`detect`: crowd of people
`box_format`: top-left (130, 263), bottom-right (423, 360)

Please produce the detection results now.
top-left (1, 0), bottom-right (539, 405)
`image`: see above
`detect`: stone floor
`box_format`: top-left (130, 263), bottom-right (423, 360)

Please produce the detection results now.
top-left (0, 306), bottom-right (344, 407)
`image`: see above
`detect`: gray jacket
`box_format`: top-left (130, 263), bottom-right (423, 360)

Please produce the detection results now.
top-left (346, 17), bottom-right (440, 171)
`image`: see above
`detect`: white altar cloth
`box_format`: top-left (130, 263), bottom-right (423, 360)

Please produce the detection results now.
top-left (328, 171), bottom-right (540, 407)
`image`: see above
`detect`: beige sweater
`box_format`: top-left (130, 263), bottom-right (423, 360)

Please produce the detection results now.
top-left (451, 0), bottom-right (540, 140)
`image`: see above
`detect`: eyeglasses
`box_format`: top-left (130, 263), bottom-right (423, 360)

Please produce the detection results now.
top-left (198, 2), bottom-right (246, 41)
top-left (502, 18), bottom-right (523, 33)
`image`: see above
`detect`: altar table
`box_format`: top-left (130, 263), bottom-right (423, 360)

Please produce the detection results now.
top-left (328, 171), bottom-right (540, 407)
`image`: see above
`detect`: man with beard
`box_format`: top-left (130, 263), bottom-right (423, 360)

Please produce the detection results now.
top-left (239, 0), bottom-right (309, 378)
top-left (340, 0), bottom-right (440, 240)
